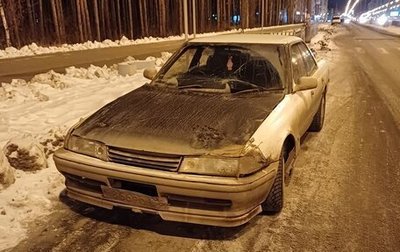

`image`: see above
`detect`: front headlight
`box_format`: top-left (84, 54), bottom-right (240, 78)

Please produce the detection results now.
top-left (65, 135), bottom-right (108, 161)
top-left (179, 154), bottom-right (266, 177)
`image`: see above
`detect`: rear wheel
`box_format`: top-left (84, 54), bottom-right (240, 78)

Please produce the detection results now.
top-left (262, 148), bottom-right (285, 213)
top-left (309, 92), bottom-right (326, 132)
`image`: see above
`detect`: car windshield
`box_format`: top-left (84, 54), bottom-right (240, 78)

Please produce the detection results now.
top-left (152, 43), bottom-right (286, 94)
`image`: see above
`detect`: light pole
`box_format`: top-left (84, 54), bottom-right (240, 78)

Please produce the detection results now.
top-left (183, 0), bottom-right (189, 41)
top-left (305, 0), bottom-right (312, 42)
top-left (261, 0), bottom-right (265, 31)
top-left (192, 0), bottom-right (196, 38)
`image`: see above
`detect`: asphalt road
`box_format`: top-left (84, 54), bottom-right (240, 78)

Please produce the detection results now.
top-left (0, 40), bottom-right (184, 84)
top-left (9, 24), bottom-right (400, 252)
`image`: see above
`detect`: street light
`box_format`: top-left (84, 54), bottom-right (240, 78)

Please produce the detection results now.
top-left (345, 0), bottom-right (353, 15)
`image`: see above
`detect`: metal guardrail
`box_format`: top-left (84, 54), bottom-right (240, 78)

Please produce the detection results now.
top-left (243, 23), bottom-right (318, 42)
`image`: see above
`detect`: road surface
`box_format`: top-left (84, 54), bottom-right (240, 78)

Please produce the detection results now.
top-left (8, 24), bottom-right (400, 251)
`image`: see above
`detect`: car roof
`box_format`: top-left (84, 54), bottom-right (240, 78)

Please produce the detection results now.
top-left (188, 34), bottom-right (302, 45)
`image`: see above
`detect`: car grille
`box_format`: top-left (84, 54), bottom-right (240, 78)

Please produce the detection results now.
top-left (107, 146), bottom-right (182, 171)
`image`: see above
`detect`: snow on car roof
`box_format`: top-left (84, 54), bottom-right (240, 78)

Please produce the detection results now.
top-left (189, 33), bottom-right (302, 45)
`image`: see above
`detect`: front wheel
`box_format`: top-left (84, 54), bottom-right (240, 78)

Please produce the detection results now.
top-left (262, 149), bottom-right (285, 213)
top-left (309, 92), bottom-right (326, 132)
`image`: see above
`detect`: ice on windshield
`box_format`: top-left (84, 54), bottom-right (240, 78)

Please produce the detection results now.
top-left (155, 44), bottom-right (285, 93)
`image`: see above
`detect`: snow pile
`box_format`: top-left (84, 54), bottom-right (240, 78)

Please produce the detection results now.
top-left (309, 23), bottom-right (340, 58)
top-left (0, 151), bottom-right (15, 190)
top-left (4, 137), bottom-right (48, 171)
top-left (314, 25), bottom-right (336, 51)
top-left (0, 79), bottom-right (49, 102)
top-left (30, 70), bottom-right (69, 89)
top-left (64, 65), bottom-right (117, 79)
top-left (38, 127), bottom-right (67, 158)
top-left (149, 51), bottom-right (173, 67)
top-left (30, 65), bottom-right (119, 88)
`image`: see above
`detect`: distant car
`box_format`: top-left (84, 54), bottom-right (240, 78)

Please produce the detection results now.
top-left (54, 34), bottom-right (329, 227)
top-left (332, 16), bottom-right (341, 24)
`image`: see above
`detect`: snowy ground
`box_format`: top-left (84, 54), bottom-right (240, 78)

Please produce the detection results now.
top-left (0, 25), bottom-right (336, 251)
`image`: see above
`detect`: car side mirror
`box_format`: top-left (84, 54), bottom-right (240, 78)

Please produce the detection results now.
top-left (143, 67), bottom-right (158, 80)
top-left (294, 76), bottom-right (318, 92)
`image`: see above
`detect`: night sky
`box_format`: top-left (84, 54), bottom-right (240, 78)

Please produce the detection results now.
top-left (328, 0), bottom-right (347, 11)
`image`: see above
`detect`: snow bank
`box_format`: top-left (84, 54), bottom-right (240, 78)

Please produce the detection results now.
top-left (0, 27), bottom-right (246, 59)
top-left (0, 35), bottom-right (181, 59)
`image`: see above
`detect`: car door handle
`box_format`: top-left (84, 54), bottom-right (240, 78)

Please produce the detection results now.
top-left (311, 91), bottom-right (315, 95)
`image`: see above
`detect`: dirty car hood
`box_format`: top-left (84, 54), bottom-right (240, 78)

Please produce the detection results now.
top-left (73, 85), bottom-right (284, 156)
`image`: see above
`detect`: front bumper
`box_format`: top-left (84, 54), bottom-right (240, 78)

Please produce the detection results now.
top-left (54, 148), bottom-right (277, 227)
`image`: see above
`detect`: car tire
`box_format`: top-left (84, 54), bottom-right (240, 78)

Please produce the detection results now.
top-left (309, 92), bottom-right (326, 132)
top-left (262, 148), bottom-right (285, 213)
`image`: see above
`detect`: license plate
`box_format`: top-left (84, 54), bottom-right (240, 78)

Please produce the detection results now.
top-left (101, 186), bottom-right (168, 210)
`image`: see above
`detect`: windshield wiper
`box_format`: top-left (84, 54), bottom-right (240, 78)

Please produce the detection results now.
top-left (153, 79), bottom-right (169, 85)
top-left (178, 84), bottom-right (203, 89)
top-left (233, 87), bottom-right (282, 95)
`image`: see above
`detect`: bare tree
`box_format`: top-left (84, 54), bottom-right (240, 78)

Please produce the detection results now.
top-left (127, 0), bottom-right (133, 38)
top-left (38, 0), bottom-right (45, 39)
top-left (76, 0), bottom-right (83, 41)
top-left (0, 0), bottom-right (10, 47)
top-left (51, 0), bottom-right (61, 43)
top-left (93, 0), bottom-right (100, 41)
top-left (116, 0), bottom-right (121, 36)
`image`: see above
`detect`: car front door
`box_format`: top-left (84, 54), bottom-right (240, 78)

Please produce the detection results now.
top-left (290, 42), bottom-right (315, 135)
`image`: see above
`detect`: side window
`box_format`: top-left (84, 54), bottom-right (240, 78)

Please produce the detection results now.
top-left (298, 43), bottom-right (317, 75)
top-left (291, 44), bottom-right (307, 84)
top-left (163, 48), bottom-right (196, 79)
